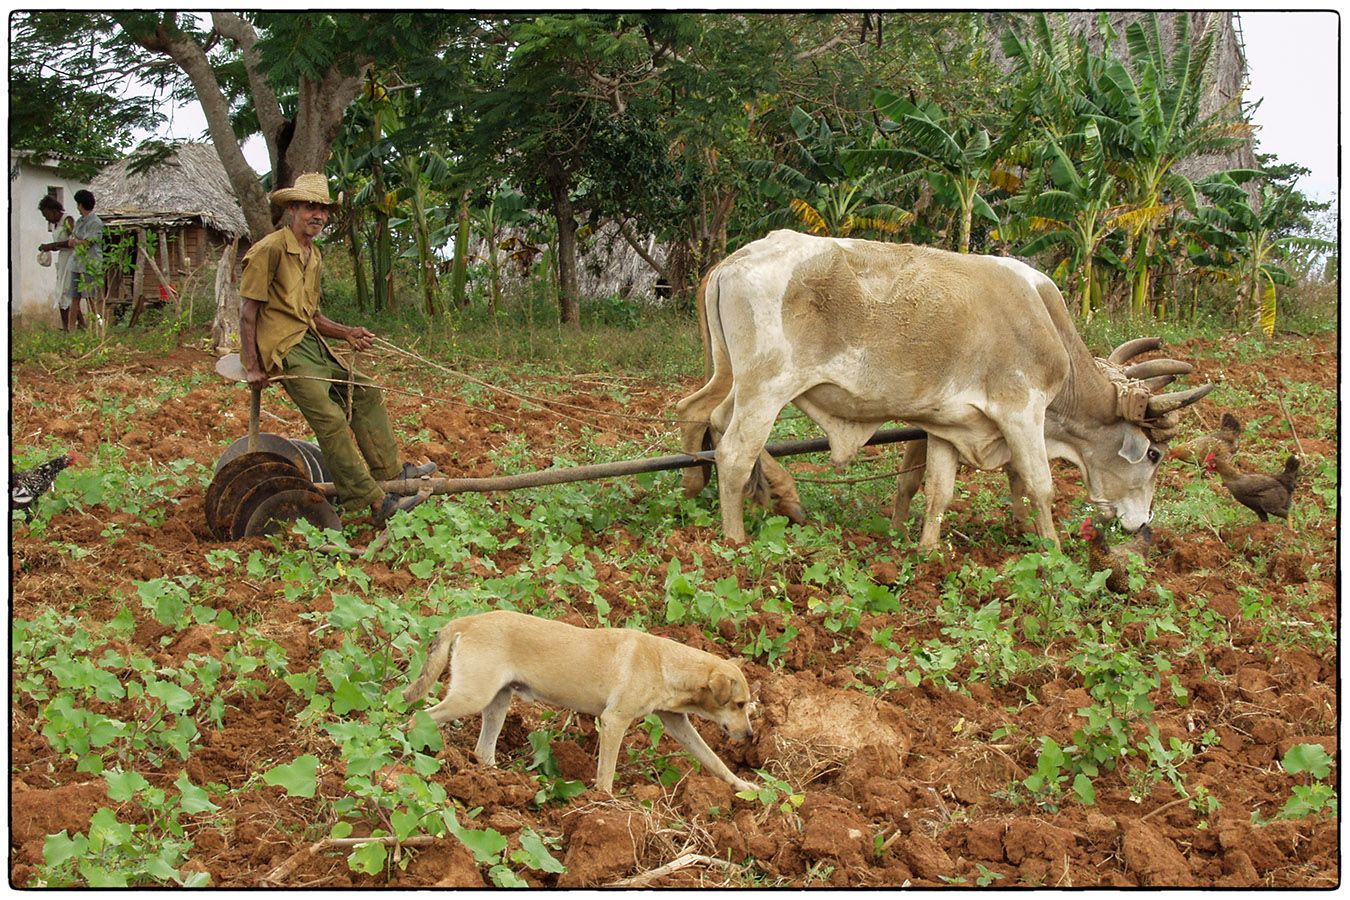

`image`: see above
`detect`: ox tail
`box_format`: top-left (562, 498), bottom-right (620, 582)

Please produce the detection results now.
top-left (402, 623), bottom-right (462, 704)
top-left (700, 261), bottom-right (786, 514)
top-left (694, 268), bottom-right (717, 380)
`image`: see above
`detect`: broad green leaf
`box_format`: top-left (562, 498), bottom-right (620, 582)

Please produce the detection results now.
top-left (516, 830), bottom-right (566, 873)
top-left (104, 769), bottom-right (151, 802)
top-left (1073, 773), bottom-right (1096, 805)
top-left (328, 593), bottom-right (377, 629)
top-left (87, 807), bottom-right (133, 852)
top-left (407, 711), bottom-right (445, 752)
top-left (1282, 743), bottom-right (1333, 780)
top-left (263, 754), bottom-right (320, 798)
top-left (145, 678), bottom-right (195, 714)
top-left (42, 831), bottom-right (85, 870)
top-left (489, 864), bottom-right (529, 887)
top-left (390, 809), bottom-right (424, 841)
top-left (348, 839), bottom-right (387, 875)
top-left (455, 825), bottom-right (508, 864)
top-left (445, 809), bottom-right (508, 864)
top-left (174, 771), bottom-right (220, 814)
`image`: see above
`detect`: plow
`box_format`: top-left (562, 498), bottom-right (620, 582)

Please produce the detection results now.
top-left (205, 354), bottom-right (928, 541)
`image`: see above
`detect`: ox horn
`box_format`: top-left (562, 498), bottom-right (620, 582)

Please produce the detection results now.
top-left (1147, 383), bottom-right (1214, 417)
top-left (1108, 337), bottom-right (1162, 365)
top-left (1124, 359), bottom-right (1194, 380)
top-left (1139, 375), bottom-right (1178, 392)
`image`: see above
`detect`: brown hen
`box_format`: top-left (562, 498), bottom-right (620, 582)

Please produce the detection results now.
top-left (1204, 449), bottom-right (1299, 522)
top-left (1079, 515), bottom-right (1152, 595)
top-left (1171, 412), bottom-right (1242, 464)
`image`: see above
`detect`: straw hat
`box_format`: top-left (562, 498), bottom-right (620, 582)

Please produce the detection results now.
top-left (270, 172), bottom-right (334, 207)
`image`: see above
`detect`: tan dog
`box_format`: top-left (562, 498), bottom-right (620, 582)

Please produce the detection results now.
top-left (402, 610), bottom-right (758, 794)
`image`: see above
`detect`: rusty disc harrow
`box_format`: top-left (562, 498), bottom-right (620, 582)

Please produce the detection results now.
top-left (243, 488), bottom-right (341, 538)
top-left (214, 432), bottom-right (310, 476)
top-left (206, 453), bottom-right (304, 538)
top-left (229, 474), bottom-right (323, 540)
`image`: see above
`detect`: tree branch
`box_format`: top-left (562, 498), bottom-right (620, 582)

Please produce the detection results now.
top-left (212, 13), bottom-right (285, 176)
top-left (618, 220), bottom-right (669, 281)
top-left (130, 20), bottom-right (272, 239)
top-left (794, 33), bottom-right (847, 61)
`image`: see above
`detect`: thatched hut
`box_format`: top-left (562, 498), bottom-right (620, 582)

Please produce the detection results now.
top-left (90, 142), bottom-right (249, 311)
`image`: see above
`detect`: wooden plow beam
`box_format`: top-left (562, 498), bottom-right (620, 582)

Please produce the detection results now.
top-left (311, 427), bottom-right (929, 498)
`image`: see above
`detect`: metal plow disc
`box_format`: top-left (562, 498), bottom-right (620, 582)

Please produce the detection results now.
top-left (214, 432), bottom-right (310, 475)
top-left (205, 453), bottom-right (307, 539)
top-left (243, 488), bottom-right (341, 538)
top-left (290, 439), bottom-right (331, 482)
top-left (228, 474), bottom-right (318, 540)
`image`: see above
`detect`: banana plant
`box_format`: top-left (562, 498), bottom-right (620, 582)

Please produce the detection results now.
top-left (845, 91), bottom-right (1000, 253)
top-left (392, 148), bottom-right (454, 316)
top-left (749, 107), bottom-right (912, 240)
top-left (1192, 174), bottom-right (1335, 336)
top-left (467, 184), bottom-right (532, 316)
top-left (1085, 14), bottom-right (1252, 317)
top-left (1012, 121), bottom-right (1130, 316)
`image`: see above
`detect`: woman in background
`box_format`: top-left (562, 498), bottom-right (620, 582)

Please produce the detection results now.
top-left (37, 195), bottom-right (77, 331)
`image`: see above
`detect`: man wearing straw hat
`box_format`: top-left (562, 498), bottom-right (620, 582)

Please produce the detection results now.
top-left (239, 172), bottom-right (436, 525)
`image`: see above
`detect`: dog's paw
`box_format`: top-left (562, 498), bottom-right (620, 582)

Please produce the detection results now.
top-left (733, 777), bottom-right (760, 794)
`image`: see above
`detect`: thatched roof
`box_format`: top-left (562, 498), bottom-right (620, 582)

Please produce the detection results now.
top-left (90, 142), bottom-right (249, 239)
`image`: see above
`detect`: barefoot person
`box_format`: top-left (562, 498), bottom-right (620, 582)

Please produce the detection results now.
top-left (239, 172), bottom-right (435, 524)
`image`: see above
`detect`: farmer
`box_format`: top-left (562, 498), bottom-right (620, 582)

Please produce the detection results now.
top-left (239, 172), bottom-right (435, 525)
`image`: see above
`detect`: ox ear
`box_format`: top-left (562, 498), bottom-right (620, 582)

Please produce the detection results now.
top-left (1118, 428), bottom-right (1150, 464)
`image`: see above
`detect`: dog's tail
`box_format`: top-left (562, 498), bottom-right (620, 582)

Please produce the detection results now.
top-left (402, 623), bottom-right (462, 703)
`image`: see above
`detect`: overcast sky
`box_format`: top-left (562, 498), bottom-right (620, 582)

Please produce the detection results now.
top-left (142, 11), bottom-right (1339, 204)
top-left (1239, 10), bottom-right (1339, 202)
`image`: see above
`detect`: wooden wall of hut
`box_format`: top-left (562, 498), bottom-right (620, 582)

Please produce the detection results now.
top-left (105, 222), bottom-right (219, 308)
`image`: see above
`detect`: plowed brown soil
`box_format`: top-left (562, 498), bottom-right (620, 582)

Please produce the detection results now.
top-left (9, 331), bottom-right (1338, 888)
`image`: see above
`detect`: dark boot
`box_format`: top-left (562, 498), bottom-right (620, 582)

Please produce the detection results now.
top-left (59, 307), bottom-right (70, 332)
top-left (402, 461), bottom-right (438, 480)
top-left (373, 491), bottom-right (428, 525)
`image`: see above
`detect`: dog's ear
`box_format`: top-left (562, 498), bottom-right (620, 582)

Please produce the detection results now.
top-left (708, 670), bottom-right (735, 706)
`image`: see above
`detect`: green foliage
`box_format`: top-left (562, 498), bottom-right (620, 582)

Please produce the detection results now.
top-left (1274, 743), bottom-right (1338, 822)
top-left (737, 772), bottom-right (806, 815)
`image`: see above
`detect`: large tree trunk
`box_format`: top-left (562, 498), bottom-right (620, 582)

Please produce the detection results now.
top-left (212, 14), bottom-right (285, 174)
top-left (286, 69), bottom-right (367, 183)
top-left (210, 239), bottom-right (241, 355)
top-left (544, 160), bottom-right (581, 325)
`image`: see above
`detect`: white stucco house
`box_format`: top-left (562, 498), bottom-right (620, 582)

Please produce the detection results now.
top-left (9, 151), bottom-right (98, 325)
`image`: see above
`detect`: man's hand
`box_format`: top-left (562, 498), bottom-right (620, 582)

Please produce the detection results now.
top-left (244, 365), bottom-right (270, 392)
top-left (346, 326), bottom-right (375, 352)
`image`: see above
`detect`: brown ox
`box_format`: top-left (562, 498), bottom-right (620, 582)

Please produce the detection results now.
top-left (675, 230), bottom-right (1211, 549)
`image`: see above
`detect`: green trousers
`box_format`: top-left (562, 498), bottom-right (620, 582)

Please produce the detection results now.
top-left (281, 332), bottom-right (398, 509)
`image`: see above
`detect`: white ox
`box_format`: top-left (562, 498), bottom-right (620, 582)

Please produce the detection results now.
top-left (676, 230), bottom-right (1211, 549)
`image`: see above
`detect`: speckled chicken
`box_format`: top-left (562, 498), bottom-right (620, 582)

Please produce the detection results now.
top-left (1205, 449), bottom-right (1300, 522)
top-left (1170, 412), bottom-right (1242, 464)
top-left (1079, 515), bottom-right (1152, 594)
top-left (11, 453), bottom-right (76, 520)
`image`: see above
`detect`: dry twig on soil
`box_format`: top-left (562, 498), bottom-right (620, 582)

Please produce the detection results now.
top-left (606, 852), bottom-right (743, 888)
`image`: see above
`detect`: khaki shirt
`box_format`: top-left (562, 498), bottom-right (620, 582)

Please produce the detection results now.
top-left (240, 226), bottom-right (324, 372)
